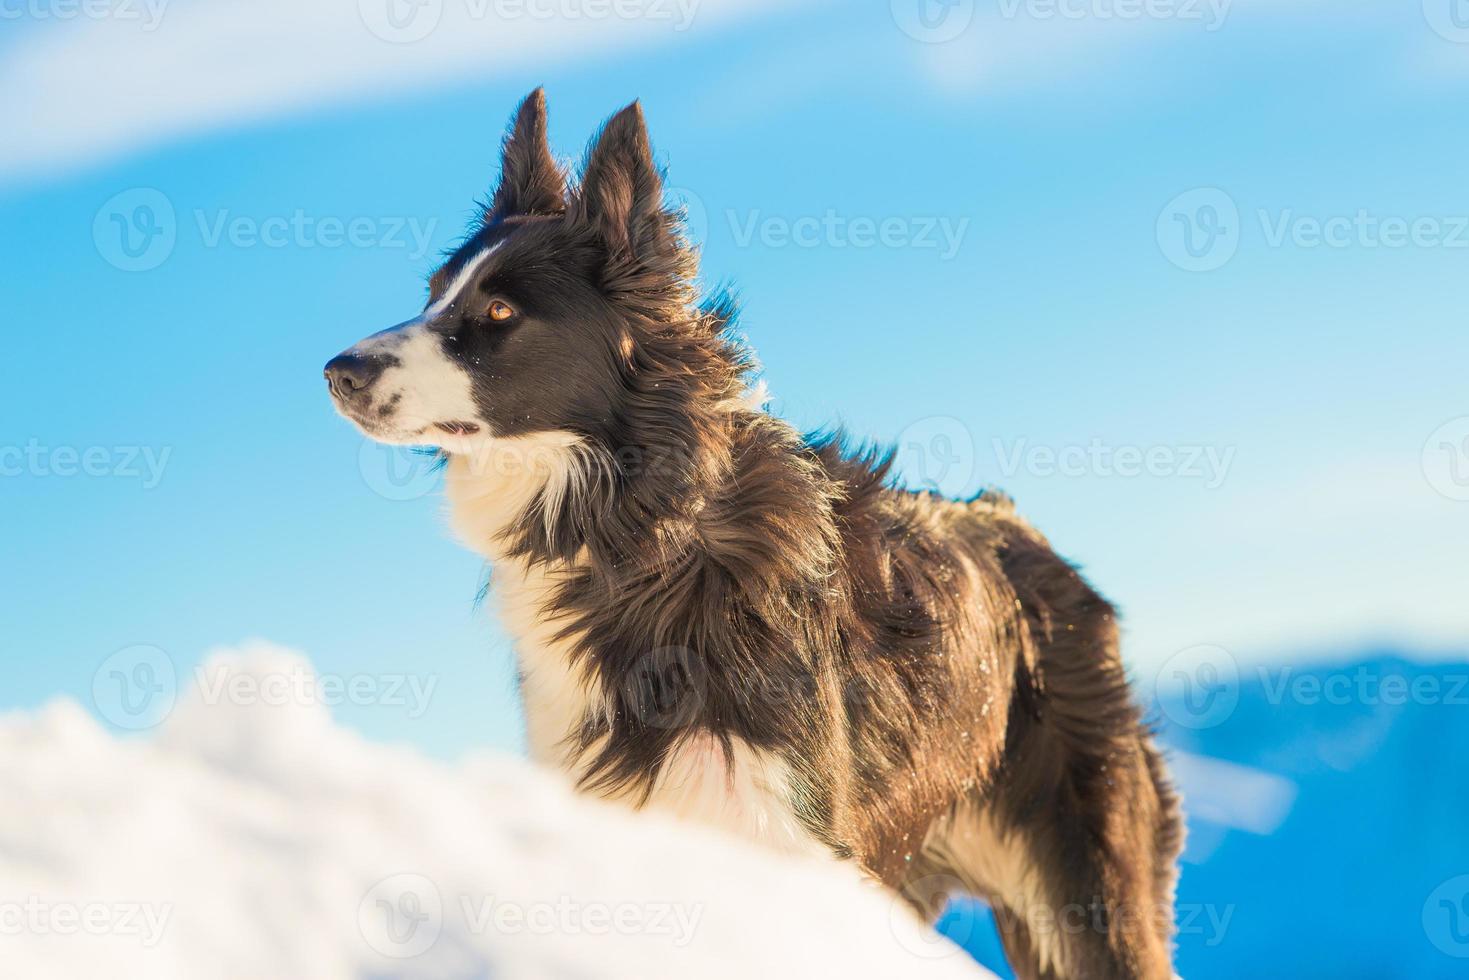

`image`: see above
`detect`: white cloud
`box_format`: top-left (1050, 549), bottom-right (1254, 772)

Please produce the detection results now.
top-left (0, 0), bottom-right (798, 185)
top-left (906, 0), bottom-right (1350, 98)
top-left (1167, 751), bottom-right (1296, 837)
top-left (0, 642), bottom-right (991, 979)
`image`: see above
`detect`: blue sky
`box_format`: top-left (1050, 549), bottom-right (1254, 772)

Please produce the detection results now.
top-left (3, 0), bottom-right (1467, 757)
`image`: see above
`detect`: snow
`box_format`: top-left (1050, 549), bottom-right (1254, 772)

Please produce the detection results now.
top-left (0, 642), bottom-right (991, 979)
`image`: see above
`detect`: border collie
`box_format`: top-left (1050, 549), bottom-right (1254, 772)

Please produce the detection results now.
top-left (325, 90), bottom-right (1183, 979)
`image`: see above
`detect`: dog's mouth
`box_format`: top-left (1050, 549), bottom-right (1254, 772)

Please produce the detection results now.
top-left (337, 408), bottom-right (483, 447)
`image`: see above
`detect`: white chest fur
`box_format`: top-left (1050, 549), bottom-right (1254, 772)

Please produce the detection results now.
top-left (444, 436), bottom-right (594, 769)
top-left (488, 556), bottom-right (598, 768)
top-left (443, 436), bottom-right (825, 859)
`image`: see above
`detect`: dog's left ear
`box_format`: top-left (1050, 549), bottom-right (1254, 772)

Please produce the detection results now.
top-left (487, 87), bottom-right (566, 221)
top-left (571, 101), bottom-right (676, 263)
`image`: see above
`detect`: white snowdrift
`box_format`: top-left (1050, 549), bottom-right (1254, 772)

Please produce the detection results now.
top-left (0, 643), bottom-right (991, 979)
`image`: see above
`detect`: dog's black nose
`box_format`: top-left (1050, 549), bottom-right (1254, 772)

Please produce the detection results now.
top-left (324, 353), bottom-right (384, 400)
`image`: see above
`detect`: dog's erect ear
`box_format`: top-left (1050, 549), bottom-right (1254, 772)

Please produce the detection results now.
top-left (487, 88), bottom-right (566, 221)
top-left (571, 101), bottom-right (675, 261)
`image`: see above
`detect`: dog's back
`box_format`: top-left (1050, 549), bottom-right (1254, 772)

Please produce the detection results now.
top-left (808, 439), bottom-right (1185, 979)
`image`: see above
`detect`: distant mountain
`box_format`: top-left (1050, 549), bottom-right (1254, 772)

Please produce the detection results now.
top-left (938, 652), bottom-right (1469, 979)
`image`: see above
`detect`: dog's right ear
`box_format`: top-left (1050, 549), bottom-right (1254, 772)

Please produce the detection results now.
top-left (486, 88), bottom-right (566, 221)
top-left (571, 101), bottom-right (665, 257)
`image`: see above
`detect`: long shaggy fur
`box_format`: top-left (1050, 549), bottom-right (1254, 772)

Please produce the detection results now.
top-left (327, 89), bottom-right (1184, 980)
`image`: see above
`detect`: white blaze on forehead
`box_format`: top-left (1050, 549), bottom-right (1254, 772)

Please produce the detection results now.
top-left (425, 241), bottom-right (503, 319)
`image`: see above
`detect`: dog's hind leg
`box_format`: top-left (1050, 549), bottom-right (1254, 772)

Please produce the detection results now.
top-left (905, 527), bottom-right (1183, 979)
top-left (910, 767), bottom-right (1174, 980)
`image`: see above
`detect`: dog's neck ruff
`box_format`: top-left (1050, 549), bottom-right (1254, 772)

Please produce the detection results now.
top-left (440, 423), bottom-right (823, 861)
top-left (443, 432), bottom-right (601, 562)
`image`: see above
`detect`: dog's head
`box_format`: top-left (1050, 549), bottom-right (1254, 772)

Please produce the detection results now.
top-left (324, 89), bottom-right (698, 456)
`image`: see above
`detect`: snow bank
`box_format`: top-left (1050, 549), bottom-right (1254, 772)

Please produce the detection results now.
top-left (0, 643), bottom-right (990, 979)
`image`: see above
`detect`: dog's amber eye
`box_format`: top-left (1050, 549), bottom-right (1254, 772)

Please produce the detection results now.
top-left (488, 299), bottom-right (515, 322)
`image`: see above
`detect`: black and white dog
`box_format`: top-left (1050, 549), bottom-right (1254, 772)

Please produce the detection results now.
top-left (326, 90), bottom-right (1182, 979)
